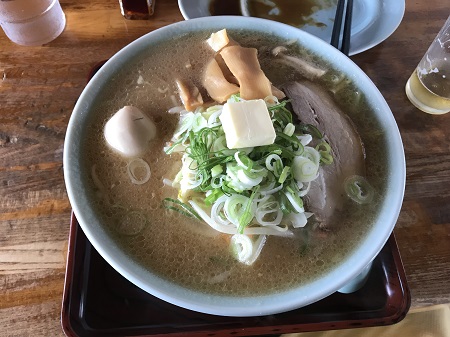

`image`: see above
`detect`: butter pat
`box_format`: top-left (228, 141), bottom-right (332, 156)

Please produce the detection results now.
top-left (219, 99), bottom-right (276, 149)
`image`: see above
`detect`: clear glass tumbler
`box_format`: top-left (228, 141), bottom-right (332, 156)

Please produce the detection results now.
top-left (0, 0), bottom-right (66, 46)
top-left (405, 15), bottom-right (450, 115)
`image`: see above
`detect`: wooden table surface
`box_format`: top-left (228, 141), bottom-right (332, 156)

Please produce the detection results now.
top-left (1, 0), bottom-right (449, 336)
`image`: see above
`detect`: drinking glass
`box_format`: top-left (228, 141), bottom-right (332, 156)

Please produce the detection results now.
top-left (0, 0), bottom-right (66, 46)
top-left (405, 15), bottom-right (450, 115)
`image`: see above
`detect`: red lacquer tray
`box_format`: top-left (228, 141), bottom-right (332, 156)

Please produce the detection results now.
top-left (61, 213), bottom-right (410, 337)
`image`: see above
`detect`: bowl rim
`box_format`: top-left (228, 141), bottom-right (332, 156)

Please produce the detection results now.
top-left (63, 16), bottom-right (406, 317)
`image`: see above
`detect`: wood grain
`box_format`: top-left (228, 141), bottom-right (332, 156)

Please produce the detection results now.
top-left (0, 0), bottom-right (449, 336)
top-left (350, 0), bottom-right (450, 309)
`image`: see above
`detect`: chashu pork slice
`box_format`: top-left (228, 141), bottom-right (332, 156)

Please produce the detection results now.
top-left (281, 81), bottom-right (366, 228)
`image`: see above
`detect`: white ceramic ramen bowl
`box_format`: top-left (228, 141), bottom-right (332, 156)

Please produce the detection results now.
top-left (64, 16), bottom-right (405, 317)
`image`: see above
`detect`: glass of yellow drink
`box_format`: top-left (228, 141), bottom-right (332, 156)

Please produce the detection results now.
top-left (405, 15), bottom-right (450, 115)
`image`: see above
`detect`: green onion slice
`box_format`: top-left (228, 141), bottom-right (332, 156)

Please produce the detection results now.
top-left (344, 175), bottom-right (375, 205)
top-left (163, 198), bottom-right (202, 220)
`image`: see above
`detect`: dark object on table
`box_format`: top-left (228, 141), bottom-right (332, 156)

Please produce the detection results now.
top-left (119, 0), bottom-right (155, 20)
top-left (331, 0), bottom-right (353, 55)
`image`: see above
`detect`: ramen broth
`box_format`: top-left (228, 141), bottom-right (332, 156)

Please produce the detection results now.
top-left (81, 30), bottom-right (388, 296)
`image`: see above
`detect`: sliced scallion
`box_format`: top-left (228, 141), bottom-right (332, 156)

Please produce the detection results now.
top-left (163, 198), bottom-right (202, 220)
top-left (344, 175), bottom-right (375, 204)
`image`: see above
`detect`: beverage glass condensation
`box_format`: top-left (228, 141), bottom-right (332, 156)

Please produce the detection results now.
top-left (0, 0), bottom-right (65, 46)
top-left (405, 15), bottom-right (450, 115)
